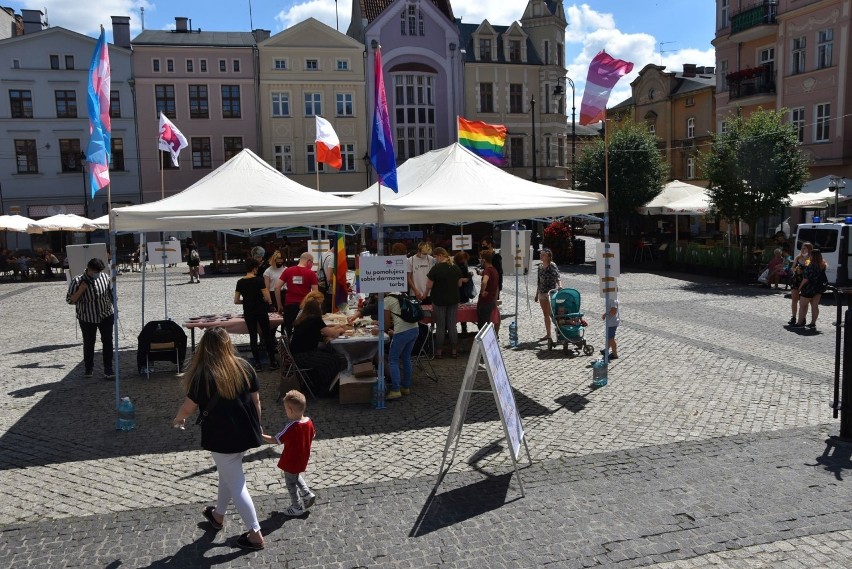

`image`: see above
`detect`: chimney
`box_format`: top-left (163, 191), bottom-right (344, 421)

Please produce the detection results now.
top-left (21, 9), bottom-right (46, 34)
top-left (252, 29), bottom-right (270, 42)
top-left (175, 16), bottom-right (188, 32)
top-left (111, 16), bottom-right (131, 49)
top-left (682, 63), bottom-right (697, 77)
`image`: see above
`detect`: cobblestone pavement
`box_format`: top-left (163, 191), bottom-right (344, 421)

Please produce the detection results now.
top-left (1, 239), bottom-right (850, 567)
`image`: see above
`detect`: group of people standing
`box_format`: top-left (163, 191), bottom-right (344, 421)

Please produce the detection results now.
top-left (788, 241), bottom-right (829, 328)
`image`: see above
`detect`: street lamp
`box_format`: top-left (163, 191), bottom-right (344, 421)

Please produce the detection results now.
top-left (530, 96), bottom-right (537, 183)
top-left (552, 76), bottom-right (576, 190)
top-left (829, 176), bottom-right (847, 220)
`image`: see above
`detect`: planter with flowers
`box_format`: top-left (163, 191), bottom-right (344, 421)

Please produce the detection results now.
top-left (542, 219), bottom-right (575, 264)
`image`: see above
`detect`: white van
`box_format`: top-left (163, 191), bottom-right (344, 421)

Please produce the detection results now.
top-left (793, 222), bottom-right (850, 285)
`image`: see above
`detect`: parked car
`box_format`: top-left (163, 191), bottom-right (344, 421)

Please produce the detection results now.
top-left (582, 222), bottom-right (601, 235)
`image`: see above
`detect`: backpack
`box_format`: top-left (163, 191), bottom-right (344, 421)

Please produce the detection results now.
top-left (389, 293), bottom-right (424, 323)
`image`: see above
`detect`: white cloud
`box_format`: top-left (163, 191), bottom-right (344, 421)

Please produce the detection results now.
top-left (275, 0), bottom-right (349, 32)
top-left (14, 0), bottom-right (152, 37)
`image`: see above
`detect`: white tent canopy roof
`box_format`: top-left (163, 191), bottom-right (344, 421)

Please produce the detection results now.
top-left (638, 180), bottom-right (708, 215)
top-left (663, 192), bottom-right (712, 214)
top-left (355, 143), bottom-right (605, 224)
top-left (0, 214), bottom-right (37, 233)
top-left (27, 213), bottom-right (98, 233)
top-left (112, 149), bottom-right (373, 231)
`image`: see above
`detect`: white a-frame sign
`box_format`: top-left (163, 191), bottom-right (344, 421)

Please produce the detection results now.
top-left (436, 323), bottom-right (532, 496)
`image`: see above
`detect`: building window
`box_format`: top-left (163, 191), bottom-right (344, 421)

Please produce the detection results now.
top-left (186, 59), bottom-right (194, 72)
top-left (54, 90), bottom-right (78, 118)
top-left (152, 59), bottom-right (160, 72)
top-left (59, 139), bottom-right (82, 172)
top-left (305, 59), bottom-right (318, 70)
top-left (233, 59), bottom-right (240, 72)
top-left (223, 136), bottom-right (243, 161)
top-left (108, 90), bottom-right (121, 118)
top-left (815, 103), bottom-right (830, 142)
top-left (393, 74), bottom-right (435, 160)
top-left (544, 136), bottom-right (552, 167)
top-left (557, 43), bottom-right (564, 67)
top-left (336, 59), bottom-right (349, 71)
top-left (336, 93), bottom-right (354, 116)
top-left (65, 55), bottom-right (74, 70)
top-left (685, 96), bottom-right (695, 107)
top-left (200, 59), bottom-right (207, 72)
top-left (400, 5), bottom-right (424, 36)
top-left (790, 107), bottom-right (805, 143)
top-left (544, 41), bottom-right (550, 65)
top-left (110, 138), bottom-right (125, 171)
top-left (14, 139), bottom-right (38, 173)
top-left (189, 85), bottom-right (209, 119)
top-left (221, 85), bottom-right (241, 118)
top-left (166, 59), bottom-right (174, 72)
top-left (341, 143), bottom-right (355, 172)
top-left (9, 90), bottom-right (33, 118)
top-left (155, 84), bottom-right (176, 118)
top-left (509, 137), bottom-right (524, 167)
top-left (12, 58), bottom-right (19, 68)
top-left (50, 54), bottom-right (59, 69)
top-left (686, 157), bottom-right (695, 179)
top-left (274, 59), bottom-right (287, 70)
top-left (721, 0), bottom-right (729, 28)
top-left (160, 151), bottom-right (177, 170)
top-left (509, 40), bottom-right (522, 63)
top-left (509, 83), bottom-right (523, 113)
top-left (306, 143), bottom-right (325, 173)
top-left (791, 36), bottom-right (806, 74)
top-left (719, 59), bottom-right (728, 91)
top-left (687, 117), bottom-right (695, 139)
top-left (720, 120), bottom-right (727, 134)
top-left (479, 38), bottom-right (492, 61)
top-left (274, 144), bottom-right (293, 173)
top-left (479, 83), bottom-right (494, 113)
top-left (557, 136), bottom-right (565, 167)
top-left (191, 137), bottom-right (212, 169)
top-left (219, 59), bottom-right (226, 72)
top-left (271, 92), bottom-right (290, 117)
top-left (648, 123), bottom-right (656, 136)
top-left (304, 92), bottom-right (322, 116)
top-left (817, 29), bottom-right (833, 69)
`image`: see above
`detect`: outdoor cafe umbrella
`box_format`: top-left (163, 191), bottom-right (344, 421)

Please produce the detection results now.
top-left (0, 214), bottom-right (39, 233)
top-left (26, 213), bottom-right (99, 234)
top-left (663, 192), bottom-right (713, 243)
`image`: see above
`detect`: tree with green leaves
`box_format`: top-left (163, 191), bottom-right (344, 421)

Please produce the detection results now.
top-left (700, 108), bottom-right (809, 244)
top-left (575, 120), bottom-right (668, 229)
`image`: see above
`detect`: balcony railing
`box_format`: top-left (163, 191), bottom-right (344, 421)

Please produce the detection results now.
top-left (726, 66), bottom-right (776, 100)
top-left (731, 0), bottom-right (778, 35)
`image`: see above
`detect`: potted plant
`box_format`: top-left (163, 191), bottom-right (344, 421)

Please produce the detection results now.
top-left (542, 219), bottom-right (575, 263)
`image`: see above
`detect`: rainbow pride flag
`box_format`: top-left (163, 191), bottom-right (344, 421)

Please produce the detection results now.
top-left (333, 230), bottom-right (348, 311)
top-left (458, 117), bottom-right (507, 165)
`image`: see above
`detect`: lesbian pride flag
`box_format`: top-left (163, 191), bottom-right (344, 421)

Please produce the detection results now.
top-left (458, 117), bottom-right (507, 165)
top-left (579, 51), bottom-right (634, 125)
top-left (86, 28), bottom-right (111, 198)
top-left (316, 116), bottom-right (342, 170)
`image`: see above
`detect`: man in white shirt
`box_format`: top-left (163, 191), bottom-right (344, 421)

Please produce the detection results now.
top-left (406, 242), bottom-right (435, 303)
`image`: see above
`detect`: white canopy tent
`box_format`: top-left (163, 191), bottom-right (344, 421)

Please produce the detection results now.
top-left (637, 180), bottom-right (708, 215)
top-left (112, 149), bottom-right (374, 231)
top-left (354, 143), bottom-right (605, 223)
top-left (89, 214), bottom-right (110, 230)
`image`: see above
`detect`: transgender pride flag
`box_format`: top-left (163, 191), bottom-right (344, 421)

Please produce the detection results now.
top-left (86, 27), bottom-right (111, 198)
top-left (579, 51), bottom-right (634, 125)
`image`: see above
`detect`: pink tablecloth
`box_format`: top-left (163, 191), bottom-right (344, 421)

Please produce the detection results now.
top-left (184, 313), bottom-right (283, 334)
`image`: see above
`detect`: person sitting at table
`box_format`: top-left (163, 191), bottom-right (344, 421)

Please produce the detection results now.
top-left (43, 249), bottom-right (61, 279)
top-left (289, 299), bottom-right (346, 396)
top-left (235, 258), bottom-right (279, 372)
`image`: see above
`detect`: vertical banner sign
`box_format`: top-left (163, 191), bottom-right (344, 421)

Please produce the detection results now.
top-left (307, 239), bottom-right (328, 273)
top-left (596, 242), bottom-right (620, 297)
top-left (452, 234), bottom-right (473, 251)
top-left (500, 229), bottom-right (531, 276)
top-left (359, 256), bottom-right (408, 293)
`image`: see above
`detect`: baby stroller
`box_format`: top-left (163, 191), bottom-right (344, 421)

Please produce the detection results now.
top-left (547, 288), bottom-right (594, 356)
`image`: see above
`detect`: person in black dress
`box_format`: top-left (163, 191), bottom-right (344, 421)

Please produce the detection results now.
top-left (290, 299), bottom-right (346, 396)
top-left (234, 258), bottom-right (279, 371)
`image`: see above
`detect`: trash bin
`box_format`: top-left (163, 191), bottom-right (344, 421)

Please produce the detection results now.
top-left (572, 239), bottom-right (586, 264)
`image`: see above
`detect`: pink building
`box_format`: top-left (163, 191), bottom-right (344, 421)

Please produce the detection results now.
top-left (132, 17), bottom-right (267, 203)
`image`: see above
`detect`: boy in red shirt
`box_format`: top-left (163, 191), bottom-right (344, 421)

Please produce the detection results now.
top-left (263, 390), bottom-right (317, 516)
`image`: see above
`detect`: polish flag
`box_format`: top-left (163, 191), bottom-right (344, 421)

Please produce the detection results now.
top-left (315, 116), bottom-right (342, 170)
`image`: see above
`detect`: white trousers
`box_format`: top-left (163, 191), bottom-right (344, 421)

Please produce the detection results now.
top-left (211, 451), bottom-right (261, 532)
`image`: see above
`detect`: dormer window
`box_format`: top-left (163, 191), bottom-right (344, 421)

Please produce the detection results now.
top-left (479, 38), bottom-right (492, 61)
top-left (509, 40), bottom-right (521, 63)
top-left (400, 5), bottom-right (424, 36)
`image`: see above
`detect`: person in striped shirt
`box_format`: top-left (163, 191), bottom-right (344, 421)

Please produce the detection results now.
top-left (66, 258), bottom-right (115, 379)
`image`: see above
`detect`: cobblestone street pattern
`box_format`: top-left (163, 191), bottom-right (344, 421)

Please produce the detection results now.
top-left (1, 250), bottom-right (850, 567)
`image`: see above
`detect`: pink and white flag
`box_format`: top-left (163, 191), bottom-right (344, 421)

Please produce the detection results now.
top-left (315, 116), bottom-right (342, 170)
top-left (579, 51), bottom-right (634, 125)
top-left (158, 113), bottom-right (188, 167)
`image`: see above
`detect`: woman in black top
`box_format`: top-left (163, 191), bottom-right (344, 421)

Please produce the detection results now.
top-left (290, 299), bottom-right (346, 396)
top-left (235, 258), bottom-right (279, 372)
top-left (186, 237), bottom-right (201, 283)
top-left (172, 327), bottom-right (266, 550)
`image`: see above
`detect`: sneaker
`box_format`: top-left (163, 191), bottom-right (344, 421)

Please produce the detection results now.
top-left (386, 390), bottom-right (402, 400)
top-left (400, 388), bottom-right (411, 395)
top-left (283, 505), bottom-right (304, 517)
top-left (84, 369), bottom-right (94, 378)
top-left (788, 316), bottom-right (796, 325)
top-left (104, 370), bottom-right (116, 380)
top-left (806, 323), bottom-right (816, 329)
top-left (302, 493), bottom-right (316, 509)
top-left (609, 354), bottom-right (619, 360)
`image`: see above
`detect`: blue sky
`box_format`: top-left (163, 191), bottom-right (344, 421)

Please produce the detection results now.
top-left (8, 1), bottom-right (717, 103)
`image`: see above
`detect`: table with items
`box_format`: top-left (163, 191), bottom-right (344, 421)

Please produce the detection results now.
top-left (323, 314), bottom-right (389, 373)
top-left (184, 312), bottom-right (284, 350)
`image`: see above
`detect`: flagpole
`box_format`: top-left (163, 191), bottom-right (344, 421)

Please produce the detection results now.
top-left (107, 182), bottom-right (120, 410)
top-left (157, 125), bottom-right (168, 319)
top-left (376, 182), bottom-right (386, 410)
top-left (603, 119), bottom-right (611, 368)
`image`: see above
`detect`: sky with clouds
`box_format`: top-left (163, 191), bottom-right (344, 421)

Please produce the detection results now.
top-left (7, 0), bottom-right (717, 105)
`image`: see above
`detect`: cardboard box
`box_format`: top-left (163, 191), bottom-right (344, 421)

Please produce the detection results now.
top-left (352, 362), bottom-right (375, 378)
top-left (338, 372), bottom-right (376, 405)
